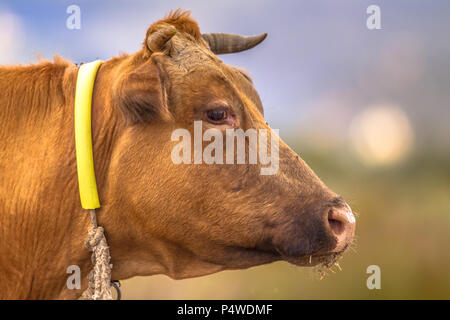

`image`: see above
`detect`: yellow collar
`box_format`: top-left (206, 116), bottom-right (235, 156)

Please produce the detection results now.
top-left (74, 60), bottom-right (103, 209)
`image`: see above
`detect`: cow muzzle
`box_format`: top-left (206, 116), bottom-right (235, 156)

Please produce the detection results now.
top-left (269, 197), bottom-right (356, 266)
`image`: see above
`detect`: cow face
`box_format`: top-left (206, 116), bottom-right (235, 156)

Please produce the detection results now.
top-left (106, 11), bottom-right (355, 280)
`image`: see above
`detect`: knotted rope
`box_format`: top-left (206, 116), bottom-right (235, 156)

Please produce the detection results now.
top-left (80, 209), bottom-right (113, 300)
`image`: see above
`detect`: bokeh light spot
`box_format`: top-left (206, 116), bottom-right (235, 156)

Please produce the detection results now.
top-left (349, 105), bottom-right (414, 166)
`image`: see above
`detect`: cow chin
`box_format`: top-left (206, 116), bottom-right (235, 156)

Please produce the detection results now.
top-left (211, 242), bottom-right (346, 272)
top-left (281, 250), bottom-right (346, 268)
top-left (215, 224), bottom-right (351, 271)
top-left (230, 249), bottom-right (347, 272)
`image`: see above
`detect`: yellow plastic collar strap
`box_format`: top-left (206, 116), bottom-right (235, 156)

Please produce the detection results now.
top-left (74, 60), bottom-right (103, 209)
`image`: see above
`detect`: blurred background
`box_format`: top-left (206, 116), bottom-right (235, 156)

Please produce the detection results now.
top-left (1, 0), bottom-right (449, 299)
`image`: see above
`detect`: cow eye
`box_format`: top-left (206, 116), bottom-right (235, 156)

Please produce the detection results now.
top-left (206, 108), bottom-right (227, 122)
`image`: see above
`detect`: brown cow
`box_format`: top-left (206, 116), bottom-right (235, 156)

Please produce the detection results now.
top-left (0, 10), bottom-right (355, 299)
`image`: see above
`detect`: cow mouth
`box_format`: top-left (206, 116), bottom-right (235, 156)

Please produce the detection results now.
top-left (227, 244), bottom-right (347, 270)
top-left (220, 235), bottom-right (351, 271)
top-left (277, 241), bottom-right (350, 269)
top-left (281, 250), bottom-right (344, 268)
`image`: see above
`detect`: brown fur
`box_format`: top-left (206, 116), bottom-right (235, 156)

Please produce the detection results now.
top-left (0, 11), bottom-right (351, 299)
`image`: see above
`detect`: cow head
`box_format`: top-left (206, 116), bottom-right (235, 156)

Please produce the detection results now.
top-left (104, 10), bottom-right (355, 280)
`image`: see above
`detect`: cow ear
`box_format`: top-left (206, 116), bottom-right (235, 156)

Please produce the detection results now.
top-left (113, 59), bottom-right (172, 124)
top-left (145, 25), bottom-right (177, 55)
top-left (113, 25), bottom-right (177, 124)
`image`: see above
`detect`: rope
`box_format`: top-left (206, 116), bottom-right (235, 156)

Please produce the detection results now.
top-left (80, 209), bottom-right (114, 300)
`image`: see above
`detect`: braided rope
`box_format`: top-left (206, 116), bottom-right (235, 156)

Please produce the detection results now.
top-left (80, 210), bottom-right (113, 300)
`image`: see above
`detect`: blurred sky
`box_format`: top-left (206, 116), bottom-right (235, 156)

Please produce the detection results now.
top-left (1, 0), bottom-right (449, 157)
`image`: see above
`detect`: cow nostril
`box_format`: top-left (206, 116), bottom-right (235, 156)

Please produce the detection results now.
top-left (327, 208), bottom-right (349, 237)
top-left (328, 217), bottom-right (344, 235)
top-left (326, 206), bottom-right (356, 253)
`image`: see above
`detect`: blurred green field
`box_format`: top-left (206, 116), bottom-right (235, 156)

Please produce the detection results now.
top-left (121, 146), bottom-right (450, 299)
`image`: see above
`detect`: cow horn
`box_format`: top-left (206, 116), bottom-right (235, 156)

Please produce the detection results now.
top-left (202, 33), bottom-right (267, 54)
